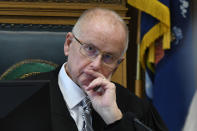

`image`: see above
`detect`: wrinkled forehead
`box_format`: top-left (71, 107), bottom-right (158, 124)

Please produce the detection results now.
top-left (74, 10), bottom-right (127, 55)
top-left (80, 21), bottom-right (126, 56)
top-left (80, 15), bottom-right (126, 41)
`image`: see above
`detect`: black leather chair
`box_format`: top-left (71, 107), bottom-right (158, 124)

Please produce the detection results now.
top-left (0, 24), bottom-right (72, 79)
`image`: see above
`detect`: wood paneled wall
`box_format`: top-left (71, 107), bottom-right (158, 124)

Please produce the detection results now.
top-left (0, 0), bottom-right (130, 88)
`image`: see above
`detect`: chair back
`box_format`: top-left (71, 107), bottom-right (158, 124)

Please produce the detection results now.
top-left (0, 59), bottom-right (58, 80)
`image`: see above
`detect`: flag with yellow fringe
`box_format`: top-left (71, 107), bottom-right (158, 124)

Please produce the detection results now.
top-left (128, 0), bottom-right (195, 131)
top-left (127, 0), bottom-right (171, 70)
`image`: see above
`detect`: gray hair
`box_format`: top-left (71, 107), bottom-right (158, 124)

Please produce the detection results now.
top-left (72, 8), bottom-right (129, 56)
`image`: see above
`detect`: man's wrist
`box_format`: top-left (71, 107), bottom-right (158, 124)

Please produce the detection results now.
top-left (100, 104), bottom-right (123, 125)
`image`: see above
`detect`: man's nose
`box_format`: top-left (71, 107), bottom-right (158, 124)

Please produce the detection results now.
top-left (90, 54), bottom-right (103, 71)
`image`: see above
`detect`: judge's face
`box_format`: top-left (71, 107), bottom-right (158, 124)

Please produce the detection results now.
top-left (64, 20), bottom-right (126, 90)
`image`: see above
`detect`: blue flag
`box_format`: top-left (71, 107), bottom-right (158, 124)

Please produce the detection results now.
top-left (153, 1), bottom-right (195, 131)
top-left (128, 0), bottom-right (195, 130)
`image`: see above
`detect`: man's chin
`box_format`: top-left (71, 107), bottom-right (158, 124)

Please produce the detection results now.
top-left (81, 81), bottom-right (90, 88)
top-left (78, 73), bottom-right (95, 89)
top-left (79, 79), bottom-right (93, 89)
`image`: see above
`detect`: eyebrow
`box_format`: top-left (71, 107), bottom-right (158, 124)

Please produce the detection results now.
top-left (91, 43), bottom-right (116, 55)
top-left (76, 36), bottom-right (119, 58)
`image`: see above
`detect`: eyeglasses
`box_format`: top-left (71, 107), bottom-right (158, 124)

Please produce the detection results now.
top-left (72, 34), bottom-right (122, 68)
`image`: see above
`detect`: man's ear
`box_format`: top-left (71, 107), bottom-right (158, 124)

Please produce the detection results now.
top-left (64, 32), bottom-right (73, 56)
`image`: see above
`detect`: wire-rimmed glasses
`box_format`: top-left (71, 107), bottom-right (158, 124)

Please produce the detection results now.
top-left (72, 33), bottom-right (123, 69)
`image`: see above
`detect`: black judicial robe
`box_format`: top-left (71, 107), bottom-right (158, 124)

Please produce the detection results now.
top-left (0, 67), bottom-right (168, 131)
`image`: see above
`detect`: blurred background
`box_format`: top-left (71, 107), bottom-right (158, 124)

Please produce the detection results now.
top-left (0, 0), bottom-right (196, 130)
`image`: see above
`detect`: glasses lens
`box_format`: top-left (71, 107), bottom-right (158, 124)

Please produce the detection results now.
top-left (74, 35), bottom-right (119, 68)
top-left (102, 54), bottom-right (115, 64)
top-left (81, 44), bottom-right (99, 58)
top-left (81, 44), bottom-right (118, 67)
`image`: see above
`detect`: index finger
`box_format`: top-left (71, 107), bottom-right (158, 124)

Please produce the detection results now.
top-left (83, 69), bottom-right (105, 79)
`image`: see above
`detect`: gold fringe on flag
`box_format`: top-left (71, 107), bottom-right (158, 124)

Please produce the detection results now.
top-left (127, 0), bottom-right (171, 68)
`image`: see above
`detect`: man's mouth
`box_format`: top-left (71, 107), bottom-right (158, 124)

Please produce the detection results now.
top-left (85, 73), bottom-right (95, 81)
top-left (81, 73), bottom-right (95, 86)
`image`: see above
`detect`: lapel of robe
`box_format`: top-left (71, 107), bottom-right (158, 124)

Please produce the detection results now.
top-left (49, 67), bottom-right (106, 131)
top-left (49, 68), bottom-right (78, 131)
top-left (92, 109), bottom-right (106, 131)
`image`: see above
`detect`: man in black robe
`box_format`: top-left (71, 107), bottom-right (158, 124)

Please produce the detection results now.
top-left (1, 8), bottom-right (168, 131)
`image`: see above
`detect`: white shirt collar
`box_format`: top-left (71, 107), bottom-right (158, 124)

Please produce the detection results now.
top-left (58, 63), bottom-right (86, 109)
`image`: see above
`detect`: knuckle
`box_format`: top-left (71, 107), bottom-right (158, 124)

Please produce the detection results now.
top-left (110, 83), bottom-right (115, 89)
